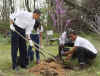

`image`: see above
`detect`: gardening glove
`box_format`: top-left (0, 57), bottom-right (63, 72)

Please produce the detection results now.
top-left (29, 40), bottom-right (34, 46)
top-left (10, 24), bottom-right (15, 31)
top-left (61, 50), bottom-right (65, 55)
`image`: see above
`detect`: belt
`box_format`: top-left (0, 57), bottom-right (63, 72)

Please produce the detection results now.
top-left (13, 23), bottom-right (25, 31)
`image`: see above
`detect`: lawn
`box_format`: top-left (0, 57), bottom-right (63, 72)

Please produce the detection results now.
top-left (0, 33), bottom-right (100, 76)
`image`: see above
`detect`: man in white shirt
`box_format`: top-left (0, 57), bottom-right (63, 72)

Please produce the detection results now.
top-left (58, 31), bottom-right (74, 60)
top-left (62, 31), bottom-right (98, 69)
top-left (10, 9), bottom-right (41, 70)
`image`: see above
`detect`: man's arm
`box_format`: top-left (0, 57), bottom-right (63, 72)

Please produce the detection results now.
top-left (25, 20), bottom-right (35, 46)
top-left (64, 46), bottom-right (77, 55)
top-left (10, 20), bottom-right (14, 24)
top-left (9, 13), bottom-right (15, 24)
top-left (9, 19), bottom-right (15, 31)
top-left (64, 46), bottom-right (77, 60)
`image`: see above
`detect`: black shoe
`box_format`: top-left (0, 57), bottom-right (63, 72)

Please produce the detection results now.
top-left (80, 63), bottom-right (87, 70)
top-left (20, 65), bottom-right (28, 69)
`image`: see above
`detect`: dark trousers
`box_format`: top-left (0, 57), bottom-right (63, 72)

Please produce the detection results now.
top-left (28, 34), bottom-right (40, 61)
top-left (72, 47), bottom-right (97, 64)
top-left (11, 25), bottom-right (28, 69)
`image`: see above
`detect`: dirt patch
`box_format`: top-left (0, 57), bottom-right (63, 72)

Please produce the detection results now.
top-left (28, 61), bottom-right (66, 76)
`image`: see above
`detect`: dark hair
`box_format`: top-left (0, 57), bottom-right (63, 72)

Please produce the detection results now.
top-left (69, 30), bottom-right (77, 35)
top-left (33, 9), bottom-right (41, 15)
top-left (34, 19), bottom-right (41, 31)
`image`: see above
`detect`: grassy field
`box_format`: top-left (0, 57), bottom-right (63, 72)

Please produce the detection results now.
top-left (0, 33), bottom-right (100, 76)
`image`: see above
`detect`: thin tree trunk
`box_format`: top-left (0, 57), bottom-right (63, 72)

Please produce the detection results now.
top-left (34, 0), bottom-right (36, 9)
top-left (25, 0), bottom-right (31, 12)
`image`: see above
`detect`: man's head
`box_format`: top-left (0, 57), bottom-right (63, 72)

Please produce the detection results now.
top-left (33, 9), bottom-right (41, 20)
top-left (69, 30), bottom-right (77, 41)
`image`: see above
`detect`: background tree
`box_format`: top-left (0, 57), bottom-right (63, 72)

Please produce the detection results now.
top-left (47, 0), bottom-right (100, 34)
top-left (25, 0), bottom-right (31, 12)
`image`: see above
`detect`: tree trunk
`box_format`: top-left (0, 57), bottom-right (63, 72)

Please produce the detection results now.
top-left (34, 0), bottom-right (36, 9)
top-left (25, 0), bottom-right (31, 12)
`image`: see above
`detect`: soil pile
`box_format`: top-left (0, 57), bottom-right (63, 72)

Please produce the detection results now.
top-left (29, 61), bottom-right (66, 76)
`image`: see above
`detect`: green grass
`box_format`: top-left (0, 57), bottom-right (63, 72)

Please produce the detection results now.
top-left (0, 33), bottom-right (100, 76)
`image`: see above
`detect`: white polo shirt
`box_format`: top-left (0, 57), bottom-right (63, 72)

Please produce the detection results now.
top-left (36, 26), bottom-right (44, 34)
top-left (59, 31), bottom-right (67, 45)
top-left (10, 11), bottom-right (35, 35)
top-left (74, 36), bottom-right (98, 54)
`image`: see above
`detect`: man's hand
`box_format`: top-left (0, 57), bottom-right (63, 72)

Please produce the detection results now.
top-left (66, 54), bottom-right (72, 60)
top-left (10, 20), bottom-right (14, 24)
top-left (29, 40), bottom-right (34, 46)
top-left (10, 24), bottom-right (15, 31)
top-left (26, 34), bottom-right (31, 40)
top-left (64, 46), bottom-right (77, 56)
top-left (26, 34), bottom-right (34, 46)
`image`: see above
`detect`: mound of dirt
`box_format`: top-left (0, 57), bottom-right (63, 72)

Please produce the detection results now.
top-left (28, 61), bottom-right (66, 76)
